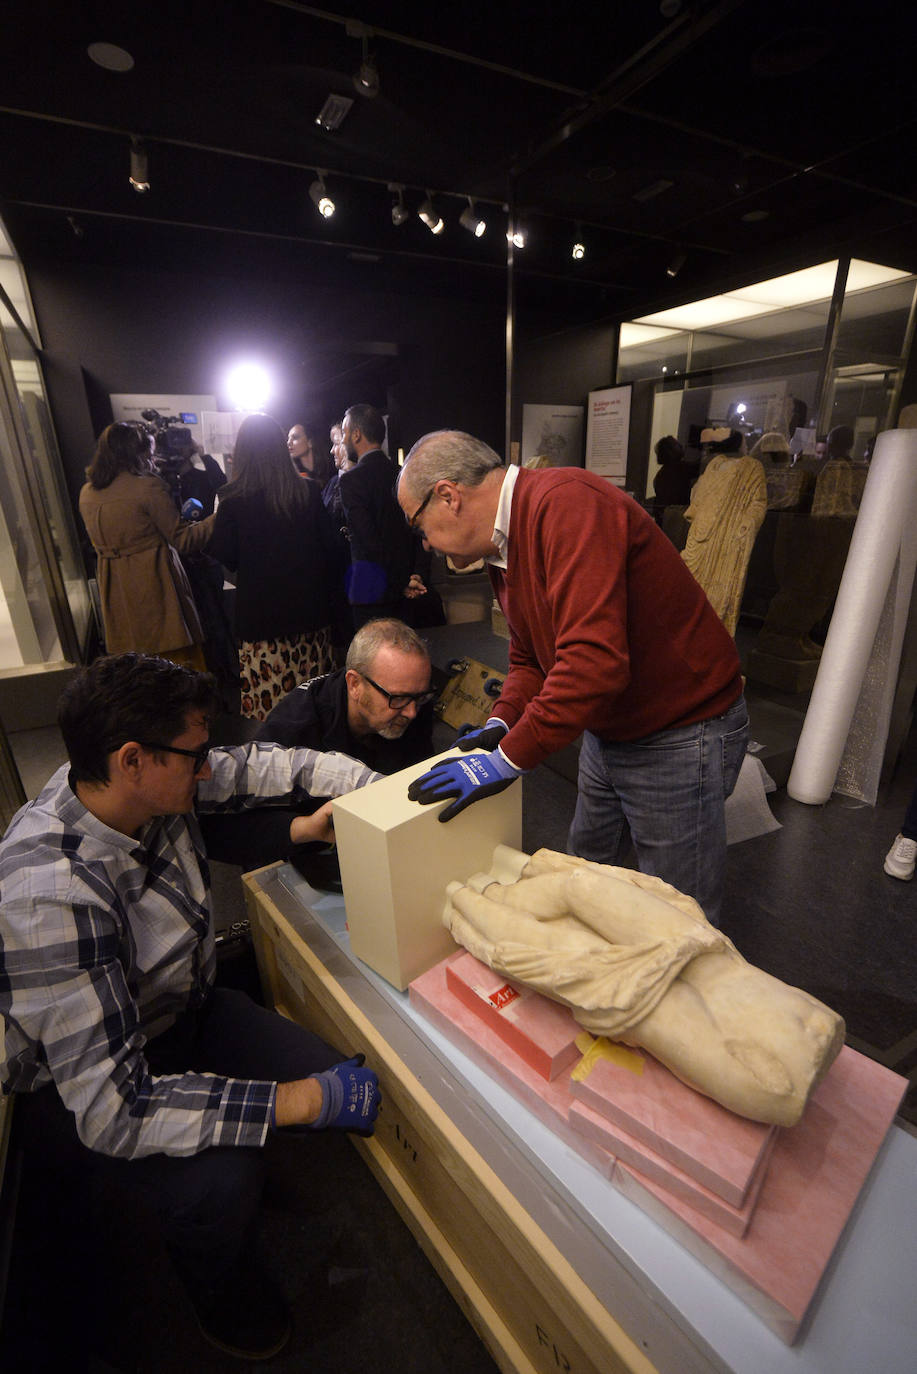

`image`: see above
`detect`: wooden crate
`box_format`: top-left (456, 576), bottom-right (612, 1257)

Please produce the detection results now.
top-left (244, 867), bottom-right (658, 1374)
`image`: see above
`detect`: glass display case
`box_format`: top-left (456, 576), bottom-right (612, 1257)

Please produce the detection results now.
top-left (0, 220), bottom-right (90, 674)
top-left (618, 258), bottom-right (917, 697)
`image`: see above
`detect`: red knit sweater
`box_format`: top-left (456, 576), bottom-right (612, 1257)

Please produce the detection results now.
top-left (489, 468), bottom-right (743, 771)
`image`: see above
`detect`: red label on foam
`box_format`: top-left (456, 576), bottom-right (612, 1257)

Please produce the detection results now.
top-left (489, 983), bottom-right (520, 1011)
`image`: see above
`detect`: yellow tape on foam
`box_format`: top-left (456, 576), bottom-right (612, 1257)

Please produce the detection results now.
top-left (571, 1031), bottom-right (644, 1081)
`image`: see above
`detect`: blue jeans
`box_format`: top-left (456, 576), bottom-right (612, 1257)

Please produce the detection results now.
top-left (568, 696), bottom-right (749, 926)
top-left (902, 778), bottom-right (917, 840)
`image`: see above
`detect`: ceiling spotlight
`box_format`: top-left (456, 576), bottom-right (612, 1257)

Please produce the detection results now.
top-left (506, 226), bottom-right (526, 249)
top-left (572, 239), bottom-right (585, 261)
top-left (389, 184), bottom-right (409, 226)
top-left (666, 249), bottom-right (687, 279)
top-left (309, 173), bottom-right (335, 218)
top-left (348, 21), bottom-right (380, 97)
top-left (354, 59), bottom-right (380, 97)
top-left (459, 200), bottom-right (486, 237)
top-left (353, 41), bottom-right (380, 98)
top-left (129, 139), bottom-right (150, 193)
top-left (418, 195), bottom-right (444, 235)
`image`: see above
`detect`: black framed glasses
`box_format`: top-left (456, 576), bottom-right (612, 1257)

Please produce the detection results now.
top-left (406, 486), bottom-right (435, 530)
top-left (138, 741), bottom-right (211, 772)
top-left (361, 674), bottom-right (437, 711)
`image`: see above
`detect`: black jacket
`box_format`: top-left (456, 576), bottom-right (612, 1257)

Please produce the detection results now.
top-left (254, 668), bottom-right (433, 772)
top-left (339, 449), bottom-right (415, 605)
top-left (207, 481), bottom-right (347, 640)
top-left (199, 669), bottom-right (433, 871)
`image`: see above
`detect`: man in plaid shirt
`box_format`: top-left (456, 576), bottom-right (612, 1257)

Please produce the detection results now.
top-left (0, 653), bottom-right (382, 1361)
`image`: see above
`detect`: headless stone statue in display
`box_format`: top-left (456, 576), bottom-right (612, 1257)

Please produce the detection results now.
top-left (681, 433), bottom-right (767, 636)
top-left (752, 426), bottom-right (866, 683)
top-left (443, 847), bottom-right (844, 1127)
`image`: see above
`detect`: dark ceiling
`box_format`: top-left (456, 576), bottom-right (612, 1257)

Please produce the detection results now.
top-left (2, 0), bottom-right (917, 331)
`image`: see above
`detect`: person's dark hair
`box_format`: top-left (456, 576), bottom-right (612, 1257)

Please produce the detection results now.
top-left (654, 435), bottom-right (684, 466)
top-left (224, 413), bottom-right (314, 522)
top-left (59, 653), bottom-right (217, 785)
top-left (296, 419), bottom-right (334, 488)
top-left (344, 403), bottom-right (386, 448)
top-left (827, 424), bottom-right (855, 457)
top-left (86, 422), bottom-right (154, 490)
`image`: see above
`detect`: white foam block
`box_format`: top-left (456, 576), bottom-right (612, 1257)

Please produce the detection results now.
top-left (332, 750), bottom-right (523, 990)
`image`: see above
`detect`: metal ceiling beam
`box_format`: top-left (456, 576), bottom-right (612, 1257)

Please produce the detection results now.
top-left (508, 0), bottom-right (749, 179)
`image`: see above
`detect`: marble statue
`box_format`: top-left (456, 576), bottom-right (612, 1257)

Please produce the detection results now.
top-left (751, 430), bottom-right (815, 513)
top-left (681, 444), bottom-right (767, 636)
top-left (443, 847), bottom-right (844, 1127)
top-left (753, 431), bottom-right (866, 670)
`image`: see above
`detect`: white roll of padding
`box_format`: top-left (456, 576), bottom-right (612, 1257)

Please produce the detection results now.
top-left (787, 428), bottom-right (917, 805)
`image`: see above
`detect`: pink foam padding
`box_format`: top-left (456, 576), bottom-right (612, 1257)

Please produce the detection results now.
top-left (613, 1046), bottom-right (907, 1345)
top-left (569, 1096), bottom-right (775, 1238)
top-left (445, 951), bottom-right (582, 1081)
top-left (409, 955), bottom-right (613, 1177)
top-left (571, 1047), bottom-right (774, 1206)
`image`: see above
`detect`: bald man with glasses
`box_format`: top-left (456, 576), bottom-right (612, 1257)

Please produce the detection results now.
top-left (199, 619), bottom-right (436, 872)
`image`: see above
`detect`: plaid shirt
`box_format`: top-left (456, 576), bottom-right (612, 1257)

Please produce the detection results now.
top-left (0, 743), bottom-right (378, 1159)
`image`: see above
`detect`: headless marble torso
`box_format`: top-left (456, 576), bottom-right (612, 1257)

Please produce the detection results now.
top-left (443, 848), bottom-right (844, 1126)
top-left (682, 454), bottom-right (767, 635)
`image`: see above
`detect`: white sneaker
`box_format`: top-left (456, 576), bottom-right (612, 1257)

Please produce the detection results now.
top-left (884, 834), bottom-right (917, 880)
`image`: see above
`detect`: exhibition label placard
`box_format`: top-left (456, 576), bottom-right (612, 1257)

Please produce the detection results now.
top-left (586, 385), bottom-right (631, 485)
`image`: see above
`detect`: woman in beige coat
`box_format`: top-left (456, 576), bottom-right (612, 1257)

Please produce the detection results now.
top-left (79, 422), bottom-right (214, 667)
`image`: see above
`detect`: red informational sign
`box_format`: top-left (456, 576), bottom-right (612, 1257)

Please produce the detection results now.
top-left (489, 983), bottom-right (520, 1011)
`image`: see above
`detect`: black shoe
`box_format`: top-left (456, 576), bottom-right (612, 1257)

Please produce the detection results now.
top-left (191, 1264), bottom-right (292, 1361)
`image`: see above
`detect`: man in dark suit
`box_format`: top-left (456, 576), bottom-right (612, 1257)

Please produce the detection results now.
top-left (340, 403), bottom-right (421, 628)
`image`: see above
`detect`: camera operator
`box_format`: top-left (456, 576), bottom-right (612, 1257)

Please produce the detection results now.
top-left (80, 421), bottom-right (214, 669)
top-left (150, 420), bottom-right (227, 519)
top-left (148, 420), bottom-right (237, 706)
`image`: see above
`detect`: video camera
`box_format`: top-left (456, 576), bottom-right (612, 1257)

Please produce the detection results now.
top-left (140, 408), bottom-right (196, 472)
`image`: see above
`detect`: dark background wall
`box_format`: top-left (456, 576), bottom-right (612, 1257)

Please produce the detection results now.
top-left (23, 243), bottom-right (507, 518)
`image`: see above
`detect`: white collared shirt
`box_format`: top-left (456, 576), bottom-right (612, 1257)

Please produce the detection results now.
top-left (486, 463), bottom-right (521, 570)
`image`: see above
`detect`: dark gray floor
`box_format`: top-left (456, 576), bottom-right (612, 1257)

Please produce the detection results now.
top-left (3, 630), bottom-right (916, 1370)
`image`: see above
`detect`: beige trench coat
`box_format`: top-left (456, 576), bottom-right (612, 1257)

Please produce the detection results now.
top-left (79, 471), bottom-right (214, 654)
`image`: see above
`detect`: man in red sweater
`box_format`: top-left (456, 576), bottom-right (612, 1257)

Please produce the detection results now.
top-left (397, 430), bottom-right (747, 926)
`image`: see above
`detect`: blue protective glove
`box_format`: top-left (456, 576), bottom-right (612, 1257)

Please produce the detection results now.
top-left (407, 749), bottom-right (521, 822)
top-left (309, 1054), bottom-right (381, 1135)
top-left (455, 718), bottom-right (508, 753)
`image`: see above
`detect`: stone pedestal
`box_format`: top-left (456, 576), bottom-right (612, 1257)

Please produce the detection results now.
top-left (745, 646), bottom-right (820, 693)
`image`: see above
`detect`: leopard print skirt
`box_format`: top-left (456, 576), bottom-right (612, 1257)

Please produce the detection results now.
top-left (238, 627), bottom-right (336, 721)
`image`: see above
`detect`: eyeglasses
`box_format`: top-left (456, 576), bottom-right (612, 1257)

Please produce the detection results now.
top-left (406, 486), bottom-right (435, 531)
top-left (361, 674), bottom-right (437, 711)
top-left (138, 741), bottom-right (211, 772)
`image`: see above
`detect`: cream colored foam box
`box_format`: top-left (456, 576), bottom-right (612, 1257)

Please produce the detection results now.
top-left (332, 750), bottom-right (522, 990)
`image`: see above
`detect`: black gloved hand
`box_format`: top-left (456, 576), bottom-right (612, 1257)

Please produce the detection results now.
top-left (455, 718), bottom-right (509, 753)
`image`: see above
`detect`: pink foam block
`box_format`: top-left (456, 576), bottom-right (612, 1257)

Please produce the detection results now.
top-left (613, 1046), bottom-right (907, 1345)
top-left (445, 951), bottom-right (581, 1081)
top-left (569, 1096), bottom-right (774, 1238)
top-left (571, 1047), bottom-right (774, 1206)
top-left (409, 955), bottom-right (613, 1176)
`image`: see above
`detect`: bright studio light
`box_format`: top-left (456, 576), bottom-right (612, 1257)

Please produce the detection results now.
top-left (225, 362), bottom-right (272, 412)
